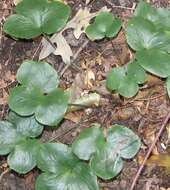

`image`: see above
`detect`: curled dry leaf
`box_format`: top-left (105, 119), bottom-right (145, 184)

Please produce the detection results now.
top-left (39, 6), bottom-right (110, 63)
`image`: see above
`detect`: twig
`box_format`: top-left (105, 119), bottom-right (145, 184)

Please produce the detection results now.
top-left (59, 39), bottom-right (89, 76)
top-left (128, 92), bottom-right (166, 103)
top-left (104, 0), bottom-right (135, 10)
top-left (0, 168), bottom-right (10, 184)
top-left (129, 110), bottom-right (170, 190)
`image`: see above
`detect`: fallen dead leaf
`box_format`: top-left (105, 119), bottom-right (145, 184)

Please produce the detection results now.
top-left (64, 112), bottom-right (82, 123)
top-left (147, 154), bottom-right (170, 174)
top-left (84, 69), bottom-right (95, 89)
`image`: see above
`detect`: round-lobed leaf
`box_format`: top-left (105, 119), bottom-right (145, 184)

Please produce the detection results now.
top-left (136, 49), bottom-right (170, 78)
top-left (125, 17), bottom-right (170, 51)
top-left (106, 62), bottom-right (145, 98)
top-left (9, 85), bottom-right (42, 116)
top-left (117, 76), bottom-right (139, 98)
top-left (17, 60), bottom-right (59, 93)
top-left (8, 112), bottom-right (44, 138)
top-left (37, 143), bottom-right (78, 174)
top-left (3, 0), bottom-right (70, 39)
top-left (0, 121), bottom-right (24, 155)
top-left (85, 12), bottom-right (122, 41)
top-left (107, 125), bottom-right (141, 159)
top-left (106, 67), bottom-right (126, 91)
top-left (72, 126), bottom-right (105, 160)
top-left (90, 145), bottom-right (123, 179)
top-left (134, 1), bottom-right (170, 31)
top-left (127, 61), bottom-right (146, 84)
top-left (36, 143), bottom-right (99, 190)
top-left (9, 60), bottom-right (68, 126)
top-left (9, 86), bottom-right (68, 126)
top-left (35, 88), bottom-right (68, 126)
top-left (73, 125), bottom-right (141, 180)
top-left (8, 139), bottom-right (40, 174)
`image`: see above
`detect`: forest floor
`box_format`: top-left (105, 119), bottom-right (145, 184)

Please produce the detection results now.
top-left (1, 0), bottom-right (170, 190)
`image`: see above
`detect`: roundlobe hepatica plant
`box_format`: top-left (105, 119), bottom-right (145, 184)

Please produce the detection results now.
top-left (3, 0), bottom-right (70, 39)
top-left (8, 60), bottom-right (68, 126)
top-left (72, 124), bottom-right (141, 180)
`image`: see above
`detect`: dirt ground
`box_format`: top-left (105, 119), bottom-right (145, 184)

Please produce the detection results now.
top-left (1, 0), bottom-right (170, 190)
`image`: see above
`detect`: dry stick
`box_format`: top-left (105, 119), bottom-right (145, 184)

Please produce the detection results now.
top-left (104, 0), bottom-right (135, 10)
top-left (0, 168), bottom-right (10, 184)
top-left (129, 110), bottom-right (170, 190)
top-left (59, 39), bottom-right (89, 76)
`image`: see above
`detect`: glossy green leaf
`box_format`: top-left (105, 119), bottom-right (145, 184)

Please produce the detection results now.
top-left (106, 67), bottom-right (126, 91)
top-left (85, 12), bottom-right (122, 41)
top-left (8, 139), bottom-right (40, 174)
top-left (8, 60), bottom-right (68, 126)
top-left (90, 146), bottom-right (123, 179)
top-left (107, 125), bottom-right (141, 159)
top-left (136, 49), bottom-right (170, 78)
top-left (36, 143), bottom-right (99, 190)
top-left (134, 1), bottom-right (170, 31)
top-left (106, 61), bottom-right (146, 98)
top-left (73, 125), bottom-right (141, 179)
top-left (125, 17), bottom-right (170, 51)
top-left (0, 119), bottom-right (41, 174)
top-left (127, 61), bottom-right (146, 84)
top-left (9, 86), bottom-right (68, 126)
top-left (8, 112), bottom-right (43, 138)
top-left (3, 0), bottom-right (70, 39)
top-left (17, 60), bottom-right (59, 93)
top-left (0, 121), bottom-right (24, 155)
top-left (9, 86), bottom-right (41, 116)
top-left (72, 126), bottom-right (105, 160)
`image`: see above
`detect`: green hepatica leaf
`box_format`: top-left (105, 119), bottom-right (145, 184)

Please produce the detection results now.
top-left (36, 143), bottom-right (99, 190)
top-left (8, 139), bottom-right (40, 174)
top-left (134, 1), bottom-right (170, 31)
top-left (8, 60), bottom-right (68, 126)
top-left (72, 125), bottom-right (141, 180)
top-left (85, 12), bottom-right (122, 41)
top-left (106, 61), bottom-right (146, 98)
top-left (3, 0), bottom-right (70, 39)
top-left (8, 112), bottom-right (44, 138)
top-left (127, 61), bottom-right (146, 84)
top-left (72, 126), bottom-right (105, 160)
top-left (0, 120), bottom-right (41, 174)
top-left (9, 86), bottom-right (68, 126)
top-left (136, 49), bottom-right (170, 78)
top-left (125, 17), bottom-right (170, 51)
top-left (17, 60), bottom-right (59, 93)
top-left (0, 121), bottom-right (24, 155)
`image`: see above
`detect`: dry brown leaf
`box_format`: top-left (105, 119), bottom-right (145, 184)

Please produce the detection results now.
top-left (39, 32), bottom-right (73, 63)
top-left (147, 154), bottom-right (170, 173)
top-left (84, 69), bottom-right (95, 89)
top-left (64, 112), bottom-right (82, 123)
